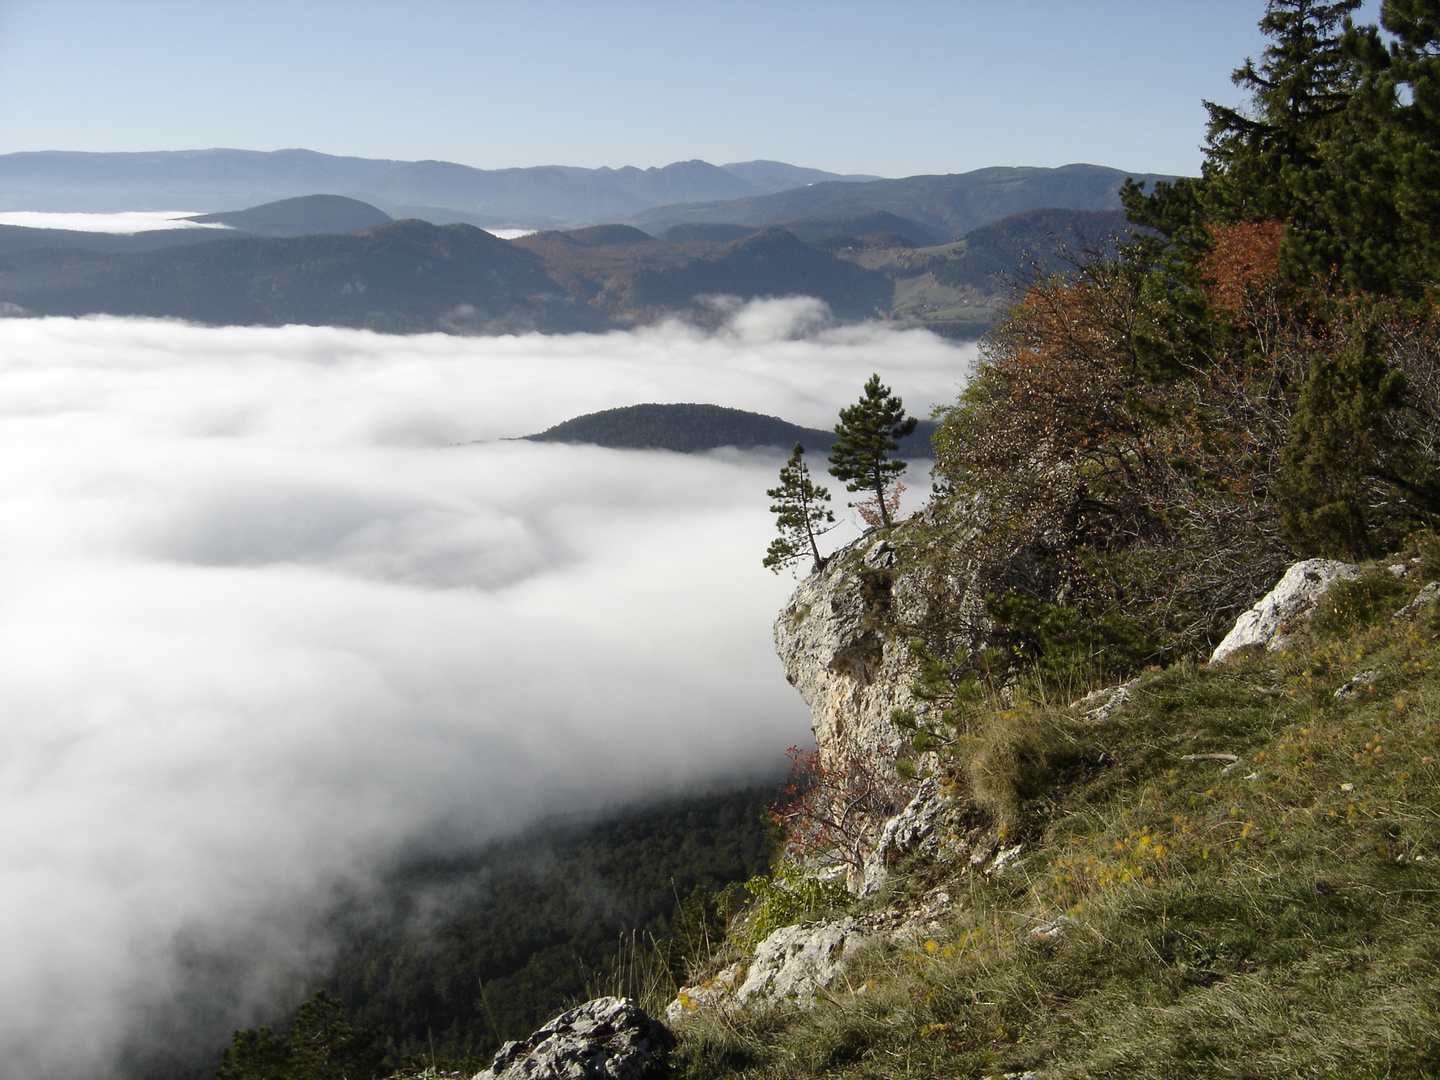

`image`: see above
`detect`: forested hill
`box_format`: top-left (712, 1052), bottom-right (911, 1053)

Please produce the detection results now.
top-left (0, 220), bottom-right (607, 334)
top-left (522, 403), bottom-right (938, 457)
top-left (184, 194), bottom-right (392, 237)
top-left (630, 162), bottom-right (1175, 236)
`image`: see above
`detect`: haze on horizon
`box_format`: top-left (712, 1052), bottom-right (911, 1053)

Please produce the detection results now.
top-left (0, 0), bottom-right (1314, 180)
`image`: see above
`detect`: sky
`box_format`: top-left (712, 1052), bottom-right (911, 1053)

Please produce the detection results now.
top-left (0, 302), bottom-right (972, 1077)
top-left (0, 0), bottom-right (1373, 179)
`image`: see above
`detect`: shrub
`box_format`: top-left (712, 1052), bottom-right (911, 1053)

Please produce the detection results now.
top-left (732, 860), bottom-right (851, 949)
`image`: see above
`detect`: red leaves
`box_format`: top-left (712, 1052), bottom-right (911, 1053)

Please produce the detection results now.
top-left (769, 743), bottom-right (908, 873)
top-left (1200, 219), bottom-right (1286, 316)
top-left (854, 482), bottom-right (905, 529)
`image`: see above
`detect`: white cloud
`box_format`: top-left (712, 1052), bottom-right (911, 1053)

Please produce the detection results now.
top-left (0, 305), bottom-right (974, 1077)
top-left (0, 210), bottom-right (232, 233)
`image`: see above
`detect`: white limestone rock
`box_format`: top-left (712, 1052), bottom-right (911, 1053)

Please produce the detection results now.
top-left (733, 916), bottom-right (870, 1007)
top-left (1029, 914), bottom-right (1078, 940)
top-left (1394, 580), bottom-right (1440, 620)
top-left (1210, 559), bottom-right (1359, 664)
top-left (1334, 670), bottom-right (1380, 700)
top-left (475, 997), bottom-right (672, 1080)
top-left (1069, 677), bottom-right (1141, 721)
top-left (858, 776), bottom-right (969, 895)
top-left (665, 963), bottom-right (745, 1027)
top-left (773, 537), bottom-right (918, 771)
top-left (667, 917), bottom-right (870, 1022)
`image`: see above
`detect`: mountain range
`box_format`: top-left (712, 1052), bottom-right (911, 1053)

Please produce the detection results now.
top-left (0, 154), bottom-right (1167, 336)
top-left (0, 148), bottom-right (881, 227)
top-left (630, 162), bottom-right (1172, 237)
top-left (0, 218), bottom-right (604, 334)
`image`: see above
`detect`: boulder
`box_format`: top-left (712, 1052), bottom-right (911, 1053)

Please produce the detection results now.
top-left (1210, 559), bottom-right (1358, 664)
top-left (475, 997), bottom-right (672, 1080)
top-left (666, 962), bottom-right (747, 1026)
top-left (1334, 669), bottom-right (1379, 700)
top-left (1069, 677), bottom-right (1141, 721)
top-left (734, 916), bottom-right (869, 1007)
top-left (667, 916), bottom-right (870, 1023)
top-left (1394, 581), bottom-right (1440, 620)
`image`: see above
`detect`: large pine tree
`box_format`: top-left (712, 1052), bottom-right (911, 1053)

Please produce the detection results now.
top-left (828, 375), bottom-right (917, 530)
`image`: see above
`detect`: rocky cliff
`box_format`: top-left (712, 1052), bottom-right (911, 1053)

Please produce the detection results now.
top-left (670, 537), bottom-right (1390, 1028)
top-left (772, 535), bottom-right (921, 772)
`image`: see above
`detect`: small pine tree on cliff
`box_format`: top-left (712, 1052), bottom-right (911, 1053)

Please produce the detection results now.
top-left (764, 443), bottom-right (836, 573)
top-left (829, 374), bottom-right (917, 528)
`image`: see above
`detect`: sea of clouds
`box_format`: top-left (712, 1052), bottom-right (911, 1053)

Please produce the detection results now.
top-left (0, 300), bottom-right (973, 1078)
top-left (0, 210), bottom-right (233, 233)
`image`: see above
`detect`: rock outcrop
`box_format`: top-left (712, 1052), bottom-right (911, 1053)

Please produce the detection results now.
top-left (858, 776), bottom-right (975, 895)
top-left (1069, 677), bottom-right (1142, 721)
top-left (1210, 558), bottom-right (1359, 663)
top-left (475, 997), bottom-right (672, 1080)
top-left (668, 917), bottom-right (870, 1024)
top-left (773, 536), bottom-right (922, 771)
top-left (1394, 580), bottom-right (1440, 620)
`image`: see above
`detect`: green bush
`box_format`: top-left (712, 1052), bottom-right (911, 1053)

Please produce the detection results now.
top-left (733, 860), bottom-right (850, 950)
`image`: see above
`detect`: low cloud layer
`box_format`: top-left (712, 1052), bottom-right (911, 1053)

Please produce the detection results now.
top-left (0, 302), bottom-right (973, 1077)
top-left (0, 209), bottom-right (231, 233)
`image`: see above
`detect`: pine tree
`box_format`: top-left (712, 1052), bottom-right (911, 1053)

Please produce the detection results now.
top-left (828, 375), bottom-right (917, 529)
top-left (764, 443), bottom-right (836, 574)
top-left (1123, 1), bottom-right (1363, 278)
top-left (1203, 0), bottom-right (1362, 225)
top-left (1278, 308), bottom-right (1440, 557)
top-left (1293, 0), bottom-right (1440, 297)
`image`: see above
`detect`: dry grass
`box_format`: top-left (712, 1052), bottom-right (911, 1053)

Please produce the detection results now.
top-left (672, 545), bottom-right (1440, 1079)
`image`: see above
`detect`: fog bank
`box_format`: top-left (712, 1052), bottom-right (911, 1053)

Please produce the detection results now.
top-left (0, 303), bottom-right (973, 1077)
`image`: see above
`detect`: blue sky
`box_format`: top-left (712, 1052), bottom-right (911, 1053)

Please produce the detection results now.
top-left (0, 1), bottom-right (1378, 178)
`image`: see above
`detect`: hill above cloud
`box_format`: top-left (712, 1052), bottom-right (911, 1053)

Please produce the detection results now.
top-left (523, 402), bottom-right (937, 457)
top-left (0, 219), bottom-right (603, 333)
top-left (185, 194), bottom-right (392, 238)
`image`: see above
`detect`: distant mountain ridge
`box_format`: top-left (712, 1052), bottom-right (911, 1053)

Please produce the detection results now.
top-left (0, 149), bottom-right (882, 226)
top-left (0, 201), bottom-right (1140, 338)
top-left (630, 163), bottom-right (1175, 240)
top-left (0, 154), bottom-right (1169, 337)
top-left (0, 219), bottom-right (604, 334)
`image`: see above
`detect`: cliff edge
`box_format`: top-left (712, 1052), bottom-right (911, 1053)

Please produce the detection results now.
top-left (772, 535), bottom-right (919, 772)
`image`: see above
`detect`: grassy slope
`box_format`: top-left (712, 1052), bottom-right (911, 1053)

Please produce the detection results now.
top-left (674, 544), bottom-right (1440, 1079)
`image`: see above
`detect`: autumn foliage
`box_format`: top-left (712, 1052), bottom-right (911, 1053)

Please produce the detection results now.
top-left (1199, 219), bottom-right (1286, 317)
top-left (769, 743), bottom-right (908, 876)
